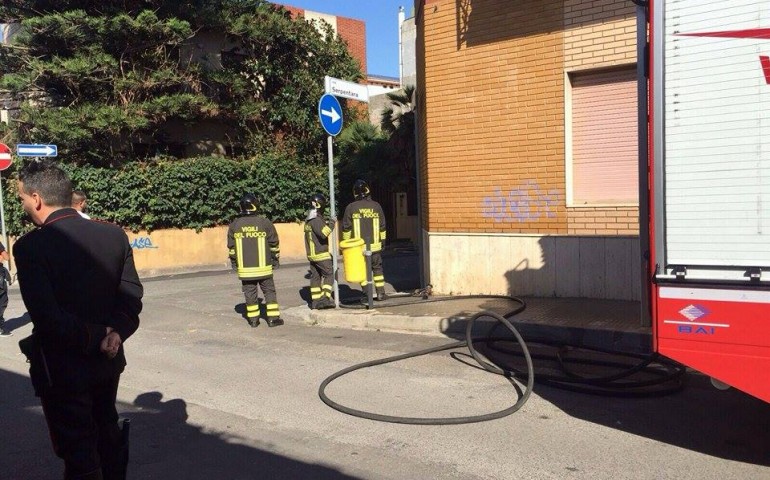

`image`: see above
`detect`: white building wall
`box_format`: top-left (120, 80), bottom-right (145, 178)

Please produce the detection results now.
top-left (400, 17), bottom-right (416, 87)
top-left (427, 233), bottom-right (641, 300)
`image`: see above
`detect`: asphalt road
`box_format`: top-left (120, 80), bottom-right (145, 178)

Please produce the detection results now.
top-left (0, 262), bottom-right (768, 479)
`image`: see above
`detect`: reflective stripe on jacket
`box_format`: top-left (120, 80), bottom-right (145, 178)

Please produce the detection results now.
top-left (227, 215), bottom-right (280, 280)
top-left (341, 198), bottom-right (387, 252)
top-left (305, 216), bottom-right (333, 262)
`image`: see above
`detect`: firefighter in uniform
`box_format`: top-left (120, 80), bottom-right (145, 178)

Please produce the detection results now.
top-left (227, 193), bottom-right (283, 327)
top-left (341, 179), bottom-right (388, 300)
top-left (304, 193), bottom-right (336, 309)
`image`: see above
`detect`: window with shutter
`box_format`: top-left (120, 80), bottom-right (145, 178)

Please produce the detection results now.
top-left (567, 67), bottom-right (638, 206)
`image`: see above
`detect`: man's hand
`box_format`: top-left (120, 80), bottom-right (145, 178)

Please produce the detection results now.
top-left (101, 327), bottom-right (122, 359)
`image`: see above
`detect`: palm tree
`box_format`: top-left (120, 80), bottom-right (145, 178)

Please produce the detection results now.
top-left (379, 85), bottom-right (415, 181)
top-left (380, 85), bottom-right (415, 135)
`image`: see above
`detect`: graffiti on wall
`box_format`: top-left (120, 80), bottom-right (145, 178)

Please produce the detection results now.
top-left (482, 181), bottom-right (558, 223)
top-left (130, 237), bottom-right (158, 249)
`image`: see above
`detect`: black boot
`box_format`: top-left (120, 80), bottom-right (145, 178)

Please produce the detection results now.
top-left (318, 298), bottom-right (336, 309)
top-left (247, 317), bottom-right (260, 328)
top-left (375, 288), bottom-right (388, 301)
top-left (266, 317), bottom-right (284, 327)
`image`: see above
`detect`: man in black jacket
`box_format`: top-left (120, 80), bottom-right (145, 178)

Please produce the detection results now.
top-left (14, 160), bottom-right (143, 480)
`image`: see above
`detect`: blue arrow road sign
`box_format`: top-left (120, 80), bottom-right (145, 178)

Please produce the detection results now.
top-left (17, 144), bottom-right (58, 157)
top-left (318, 94), bottom-right (343, 136)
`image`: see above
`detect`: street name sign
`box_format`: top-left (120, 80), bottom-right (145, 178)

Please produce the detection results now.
top-left (324, 76), bottom-right (369, 103)
top-left (318, 94), bottom-right (343, 136)
top-left (0, 143), bottom-right (12, 171)
top-left (17, 144), bottom-right (57, 157)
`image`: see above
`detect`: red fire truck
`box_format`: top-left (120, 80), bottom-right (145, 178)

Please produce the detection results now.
top-left (649, 0), bottom-right (770, 402)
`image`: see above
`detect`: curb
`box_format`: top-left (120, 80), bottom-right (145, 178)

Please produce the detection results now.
top-left (283, 305), bottom-right (449, 336)
top-left (281, 305), bottom-right (652, 353)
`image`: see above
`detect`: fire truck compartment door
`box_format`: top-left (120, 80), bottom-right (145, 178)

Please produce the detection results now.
top-left (660, 0), bottom-right (770, 271)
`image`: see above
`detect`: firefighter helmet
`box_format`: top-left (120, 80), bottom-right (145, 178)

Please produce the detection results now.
top-left (239, 193), bottom-right (259, 215)
top-left (310, 193), bottom-right (327, 211)
top-left (353, 179), bottom-right (370, 200)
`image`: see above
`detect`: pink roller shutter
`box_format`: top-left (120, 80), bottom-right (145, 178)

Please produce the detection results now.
top-left (571, 67), bottom-right (638, 205)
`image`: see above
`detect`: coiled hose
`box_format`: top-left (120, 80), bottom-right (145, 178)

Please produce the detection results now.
top-left (319, 294), bottom-right (685, 424)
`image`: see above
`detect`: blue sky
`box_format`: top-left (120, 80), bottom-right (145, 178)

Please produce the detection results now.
top-left (276, 0), bottom-right (410, 78)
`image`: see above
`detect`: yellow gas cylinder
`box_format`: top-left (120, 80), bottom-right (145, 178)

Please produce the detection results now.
top-left (339, 238), bottom-right (366, 283)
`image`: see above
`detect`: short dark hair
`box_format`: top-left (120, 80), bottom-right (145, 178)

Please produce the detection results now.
top-left (18, 160), bottom-right (73, 208)
top-left (72, 190), bottom-right (87, 203)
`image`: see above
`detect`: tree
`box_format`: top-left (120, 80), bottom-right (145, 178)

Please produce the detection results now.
top-left (0, 3), bottom-right (211, 164)
top-left (380, 85), bottom-right (416, 182)
top-left (335, 120), bottom-right (389, 207)
top-left (380, 86), bottom-right (414, 135)
top-left (0, 0), bottom-right (362, 165)
top-left (212, 2), bottom-right (362, 162)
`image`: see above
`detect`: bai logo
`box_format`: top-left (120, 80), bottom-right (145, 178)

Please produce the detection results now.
top-left (663, 304), bottom-right (730, 335)
top-left (678, 28), bottom-right (770, 84)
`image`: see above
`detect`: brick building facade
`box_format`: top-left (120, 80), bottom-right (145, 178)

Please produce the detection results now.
top-left (416, 0), bottom-right (642, 300)
top-left (282, 5), bottom-right (366, 74)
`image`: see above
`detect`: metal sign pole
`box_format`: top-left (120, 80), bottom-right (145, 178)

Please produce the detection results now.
top-left (318, 93), bottom-right (343, 308)
top-left (327, 135), bottom-right (340, 307)
top-left (365, 250), bottom-right (373, 309)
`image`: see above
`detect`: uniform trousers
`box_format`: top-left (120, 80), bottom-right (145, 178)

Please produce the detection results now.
top-left (309, 259), bottom-right (333, 307)
top-left (242, 277), bottom-right (280, 319)
top-left (360, 251), bottom-right (386, 295)
top-left (40, 375), bottom-right (124, 479)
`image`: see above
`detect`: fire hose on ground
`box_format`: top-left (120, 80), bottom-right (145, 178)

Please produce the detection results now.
top-left (319, 293), bottom-right (686, 425)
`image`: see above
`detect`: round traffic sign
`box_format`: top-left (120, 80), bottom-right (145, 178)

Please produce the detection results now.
top-left (0, 143), bottom-right (12, 171)
top-left (318, 94), bottom-right (343, 136)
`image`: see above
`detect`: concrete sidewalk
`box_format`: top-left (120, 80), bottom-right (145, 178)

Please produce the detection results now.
top-left (283, 296), bottom-right (650, 354)
top-left (283, 246), bottom-right (651, 354)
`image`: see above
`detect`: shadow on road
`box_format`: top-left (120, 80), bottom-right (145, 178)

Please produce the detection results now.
top-left (369, 249), bottom-right (770, 466)
top-left (438, 316), bottom-right (770, 468)
top-left (533, 373), bottom-right (770, 467)
top-left (0, 312), bottom-right (31, 335)
top-left (0, 368), bottom-right (361, 480)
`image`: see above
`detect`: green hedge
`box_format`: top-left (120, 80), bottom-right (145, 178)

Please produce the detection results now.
top-left (1, 155), bottom-right (329, 235)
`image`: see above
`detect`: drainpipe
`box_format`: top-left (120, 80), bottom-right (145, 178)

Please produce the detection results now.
top-left (413, 91), bottom-right (426, 288)
top-left (632, 0), bottom-right (651, 327)
top-left (398, 6), bottom-right (405, 87)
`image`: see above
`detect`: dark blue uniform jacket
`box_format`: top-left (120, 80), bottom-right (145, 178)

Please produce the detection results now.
top-left (14, 208), bottom-right (143, 395)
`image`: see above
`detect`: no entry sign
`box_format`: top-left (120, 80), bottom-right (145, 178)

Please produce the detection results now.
top-left (0, 143), bottom-right (12, 171)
